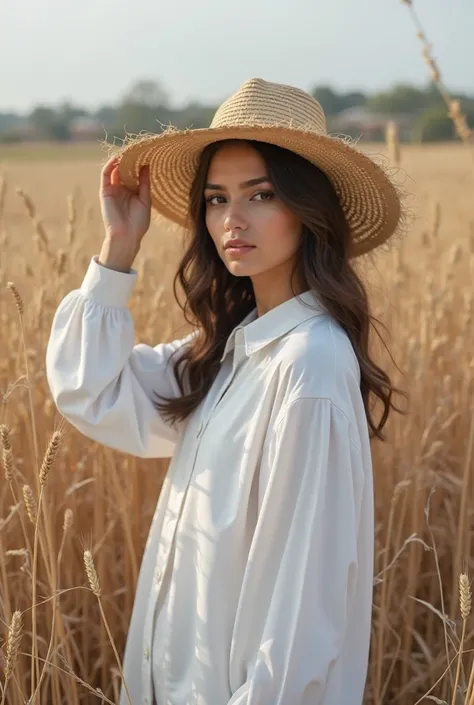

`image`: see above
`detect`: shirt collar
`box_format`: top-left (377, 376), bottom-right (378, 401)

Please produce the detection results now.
top-left (219, 290), bottom-right (326, 363)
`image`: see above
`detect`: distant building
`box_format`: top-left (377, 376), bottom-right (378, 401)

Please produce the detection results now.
top-left (13, 122), bottom-right (39, 139)
top-left (330, 106), bottom-right (414, 141)
top-left (69, 116), bottom-right (102, 141)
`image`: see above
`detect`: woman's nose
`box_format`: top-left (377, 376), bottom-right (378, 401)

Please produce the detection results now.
top-left (223, 204), bottom-right (248, 232)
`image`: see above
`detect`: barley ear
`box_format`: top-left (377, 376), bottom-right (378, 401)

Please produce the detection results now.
top-left (4, 610), bottom-right (23, 681)
top-left (22, 484), bottom-right (37, 524)
top-left (0, 423), bottom-right (15, 483)
top-left (16, 187), bottom-right (36, 219)
top-left (84, 550), bottom-right (101, 597)
top-left (460, 573), bottom-right (472, 621)
top-left (39, 430), bottom-right (63, 486)
top-left (63, 508), bottom-right (73, 533)
top-left (6, 281), bottom-right (24, 317)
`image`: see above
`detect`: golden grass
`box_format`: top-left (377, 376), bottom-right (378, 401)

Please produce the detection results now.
top-left (0, 142), bottom-right (473, 704)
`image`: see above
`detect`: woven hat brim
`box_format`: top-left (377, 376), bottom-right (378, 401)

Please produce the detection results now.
top-left (117, 125), bottom-right (403, 257)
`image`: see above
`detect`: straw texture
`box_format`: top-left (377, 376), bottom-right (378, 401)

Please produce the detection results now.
top-left (117, 78), bottom-right (404, 257)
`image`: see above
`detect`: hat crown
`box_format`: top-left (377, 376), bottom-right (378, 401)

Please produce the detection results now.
top-left (210, 78), bottom-right (327, 135)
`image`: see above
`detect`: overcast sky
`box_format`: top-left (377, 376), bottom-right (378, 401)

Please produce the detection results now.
top-left (2, 0), bottom-right (472, 114)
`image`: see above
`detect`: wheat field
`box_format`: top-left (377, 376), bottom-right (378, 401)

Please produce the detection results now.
top-left (0, 141), bottom-right (473, 705)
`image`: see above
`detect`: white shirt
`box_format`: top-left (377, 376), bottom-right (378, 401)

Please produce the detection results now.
top-left (46, 255), bottom-right (374, 705)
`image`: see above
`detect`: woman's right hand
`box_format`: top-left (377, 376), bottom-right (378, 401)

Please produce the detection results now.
top-left (98, 155), bottom-right (152, 272)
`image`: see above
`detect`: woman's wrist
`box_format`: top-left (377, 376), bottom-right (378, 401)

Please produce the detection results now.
top-left (98, 239), bottom-right (137, 273)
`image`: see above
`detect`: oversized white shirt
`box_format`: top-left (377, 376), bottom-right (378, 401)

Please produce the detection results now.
top-left (46, 255), bottom-right (374, 705)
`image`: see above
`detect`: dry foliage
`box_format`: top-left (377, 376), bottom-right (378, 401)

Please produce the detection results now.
top-left (0, 140), bottom-right (472, 705)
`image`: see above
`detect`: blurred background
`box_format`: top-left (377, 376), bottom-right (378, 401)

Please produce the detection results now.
top-left (1, 0), bottom-right (473, 145)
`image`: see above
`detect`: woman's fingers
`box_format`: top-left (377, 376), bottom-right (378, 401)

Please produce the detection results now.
top-left (100, 155), bottom-right (120, 190)
top-left (138, 165), bottom-right (151, 205)
top-left (101, 157), bottom-right (150, 208)
top-left (110, 165), bottom-right (121, 187)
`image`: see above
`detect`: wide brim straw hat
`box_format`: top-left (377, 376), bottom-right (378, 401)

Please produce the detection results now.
top-left (117, 77), bottom-right (406, 257)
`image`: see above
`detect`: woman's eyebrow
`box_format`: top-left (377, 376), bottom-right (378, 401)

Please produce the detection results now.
top-left (204, 176), bottom-right (270, 190)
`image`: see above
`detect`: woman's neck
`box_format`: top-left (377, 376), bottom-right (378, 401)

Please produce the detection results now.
top-left (251, 264), bottom-right (307, 317)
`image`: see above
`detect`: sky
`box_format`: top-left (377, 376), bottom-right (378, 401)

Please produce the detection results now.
top-left (2, 0), bottom-right (473, 114)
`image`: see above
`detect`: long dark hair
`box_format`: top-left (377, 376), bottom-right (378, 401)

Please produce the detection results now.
top-left (154, 139), bottom-right (405, 441)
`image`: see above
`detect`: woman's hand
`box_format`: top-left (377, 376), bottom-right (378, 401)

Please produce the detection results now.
top-left (98, 155), bottom-right (152, 272)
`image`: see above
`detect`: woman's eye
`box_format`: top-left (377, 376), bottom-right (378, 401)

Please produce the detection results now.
top-left (251, 191), bottom-right (274, 201)
top-left (205, 195), bottom-right (226, 206)
top-left (205, 191), bottom-right (274, 206)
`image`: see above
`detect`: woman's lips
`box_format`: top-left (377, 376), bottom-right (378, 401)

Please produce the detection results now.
top-left (225, 245), bottom-right (256, 257)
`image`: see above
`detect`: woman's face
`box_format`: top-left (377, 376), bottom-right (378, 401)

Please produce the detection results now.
top-left (204, 142), bottom-right (302, 283)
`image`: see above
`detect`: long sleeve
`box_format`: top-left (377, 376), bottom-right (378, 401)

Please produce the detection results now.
top-left (228, 396), bottom-right (373, 705)
top-left (46, 255), bottom-right (195, 459)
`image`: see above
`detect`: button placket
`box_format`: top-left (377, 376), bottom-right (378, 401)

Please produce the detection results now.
top-left (142, 345), bottom-right (245, 703)
top-left (141, 512), bottom-right (177, 698)
top-left (148, 411), bottom-right (220, 697)
top-left (196, 346), bottom-right (242, 442)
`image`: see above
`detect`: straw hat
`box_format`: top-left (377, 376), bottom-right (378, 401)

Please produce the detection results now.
top-left (117, 77), bottom-right (404, 257)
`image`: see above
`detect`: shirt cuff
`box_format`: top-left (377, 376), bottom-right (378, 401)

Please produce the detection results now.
top-left (79, 255), bottom-right (138, 308)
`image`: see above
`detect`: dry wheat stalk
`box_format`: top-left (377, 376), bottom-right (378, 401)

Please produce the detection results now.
top-left (5, 548), bottom-right (31, 577)
top-left (35, 285), bottom-right (46, 328)
top-left (3, 610), bottom-right (23, 682)
top-left (401, 1), bottom-right (474, 160)
top-left (431, 200), bottom-right (441, 240)
top-left (467, 654), bottom-right (474, 705)
top-left (6, 281), bottom-right (24, 317)
top-left (459, 573), bottom-right (471, 620)
top-left (83, 550), bottom-right (133, 704)
top-left (33, 232), bottom-right (45, 256)
top-left (16, 187), bottom-right (36, 219)
top-left (1, 613), bottom-right (23, 705)
top-left (451, 573), bottom-right (472, 705)
top-left (39, 430), bottom-right (63, 486)
top-left (83, 550), bottom-right (101, 597)
top-left (448, 243), bottom-right (463, 268)
top-left (385, 120), bottom-right (401, 166)
top-left (0, 423), bottom-right (14, 483)
top-left (56, 249), bottom-right (68, 276)
top-left (63, 508), bottom-right (73, 533)
top-left (5, 548), bottom-right (29, 558)
top-left (29, 429), bottom-right (68, 699)
top-left (35, 220), bottom-right (50, 251)
top-left (22, 484), bottom-right (37, 524)
top-left (56, 509), bottom-right (73, 571)
top-left (16, 187), bottom-right (52, 258)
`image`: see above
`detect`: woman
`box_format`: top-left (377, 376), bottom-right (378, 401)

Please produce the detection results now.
top-left (46, 78), bottom-right (406, 705)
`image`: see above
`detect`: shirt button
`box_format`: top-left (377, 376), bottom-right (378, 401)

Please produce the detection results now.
top-left (155, 566), bottom-right (162, 582)
top-left (144, 646), bottom-right (150, 659)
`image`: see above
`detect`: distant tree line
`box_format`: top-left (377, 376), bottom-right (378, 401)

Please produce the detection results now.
top-left (1, 78), bottom-right (473, 143)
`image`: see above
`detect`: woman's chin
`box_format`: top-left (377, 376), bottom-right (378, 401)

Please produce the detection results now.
top-left (226, 261), bottom-right (257, 276)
